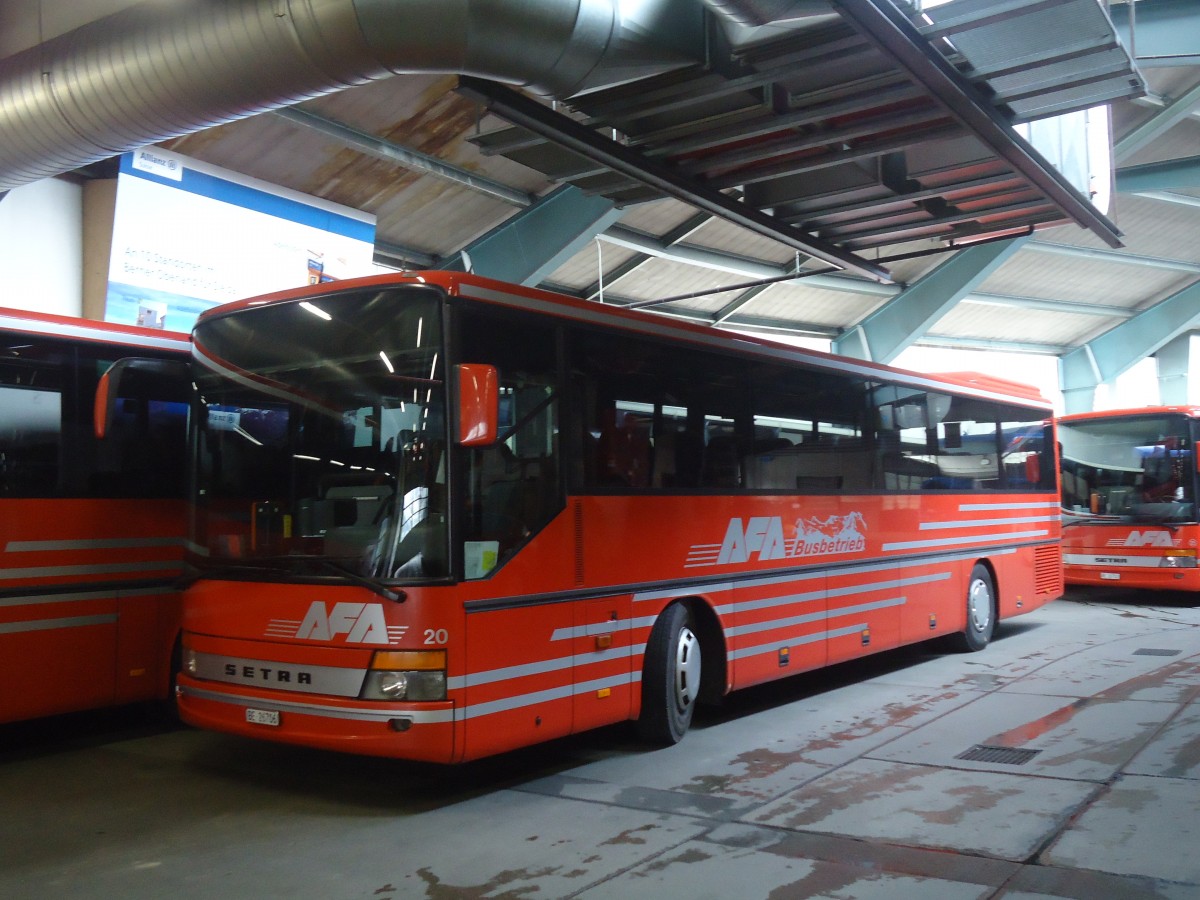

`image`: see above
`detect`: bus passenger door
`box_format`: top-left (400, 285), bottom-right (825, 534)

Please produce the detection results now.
top-left (462, 601), bottom-right (576, 760)
top-left (573, 596), bottom-right (631, 732)
top-left (114, 586), bottom-right (179, 705)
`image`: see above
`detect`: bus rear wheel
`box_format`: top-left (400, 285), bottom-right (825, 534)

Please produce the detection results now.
top-left (637, 603), bottom-right (701, 745)
top-left (950, 563), bottom-right (995, 652)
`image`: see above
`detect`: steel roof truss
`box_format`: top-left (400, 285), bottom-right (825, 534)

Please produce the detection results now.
top-left (457, 75), bottom-right (893, 282)
top-left (831, 0), bottom-right (1124, 247)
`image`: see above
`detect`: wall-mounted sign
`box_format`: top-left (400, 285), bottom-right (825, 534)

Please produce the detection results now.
top-left (106, 148), bottom-right (383, 332)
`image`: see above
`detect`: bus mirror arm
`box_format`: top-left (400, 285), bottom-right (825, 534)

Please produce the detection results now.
top-left (456, 363), bottom-right (499, 446)
top-left (94, 357), bottom-right (191, 439)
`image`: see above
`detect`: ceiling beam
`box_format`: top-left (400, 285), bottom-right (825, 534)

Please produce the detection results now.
top-left (1114, 77), bottom-right (1200, 162)
top-left (831, 237), bottom-right (1029, 364)
top-left (1116, 155), bottom-right (1200, 192)
top-left (374, 240), bottom-right (437, 269)
top-left (1109, 0), bottom-right (1200, 67)
top-left (598, 225), bottom-right (895, 296)
top-left (1025, 240), bottom-right (1200, 276)
top-left (1059, 277), bottom-right (1200, 413)
top-left (964, 292), bottom-right (1134, 319)
top-left (713, 284), bottom-right (771, 324)
top-left (830, 0), bottom-right (1123, 248)
top-left (584, 209), bottom-right (715, 301)
top-left (456, 76), bottom-right (894, 282)
top-left (273, 107), bottom-right (534, 208)
top-left (443, 185), bottom-right (622, 286)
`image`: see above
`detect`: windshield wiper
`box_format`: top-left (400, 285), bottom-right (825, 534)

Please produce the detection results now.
top-left (312, 558), bottom-right (406, 603)
top-left (1131, 513), bottom-right (1182, 532)
top-left (193, 555), bottom-right (406, 602)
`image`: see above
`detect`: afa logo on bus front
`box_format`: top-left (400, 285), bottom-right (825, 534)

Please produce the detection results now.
top-left (266, 601), bottom-right (409, 645)
top-left (686, 513), bottom-right (867, 568)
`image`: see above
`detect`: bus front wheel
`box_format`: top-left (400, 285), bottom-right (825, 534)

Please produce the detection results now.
top-left (951, 563), bottom-right (995, 653)
top-left (637, 603), bottom-right (701, 745)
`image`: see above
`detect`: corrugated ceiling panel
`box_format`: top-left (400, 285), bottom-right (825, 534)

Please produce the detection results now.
top-left (978, 246), bottom-right (1191, 310)
top-left (306, 78), bottom-right (552, 193)
top-left (742, 281), bottom-right (885, 327)
top-left (548, 241), bottom-right (641, 292)
top-left (931, 302), bottom-right (1126, 347)
top-left (615, 198), bottom-right (710, 235)
top-left (687, 217), bottom-right (808, 267)
top-left (1101, 194), bottom-right (1200, 262)
top-left (594, 258), bottom-right (750, 303)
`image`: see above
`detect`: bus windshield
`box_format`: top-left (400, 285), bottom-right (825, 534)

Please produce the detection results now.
top-left (1059, 413), bottom-right (1197, 524)
top-left (191, 285), bottom-right (447, 582)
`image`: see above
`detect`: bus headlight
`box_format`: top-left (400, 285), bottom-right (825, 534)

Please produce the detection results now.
top-left (1160, 550), bottom-right (1197, 569)
top-left (360, 650), bottom-right (447, 701)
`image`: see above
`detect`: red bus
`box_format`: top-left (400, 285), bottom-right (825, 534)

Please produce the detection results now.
top-left (1059, 406), bottom-right (1200, 590)
top-left (0, 308), bottom-right (190, 724)
top-left (175, 271), bottom-right (1062, 762)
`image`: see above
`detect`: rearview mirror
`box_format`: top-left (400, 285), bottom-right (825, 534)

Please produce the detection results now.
top-left (456, 364), bottom-right (498, 446)
top-left (94, 357), bottom-right (190, 439)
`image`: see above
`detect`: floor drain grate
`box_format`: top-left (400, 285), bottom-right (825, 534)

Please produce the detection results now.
top-left (1133, 648), bottom-right (1181, 657)
top-left (955, 744), bottom-right (1042, 765)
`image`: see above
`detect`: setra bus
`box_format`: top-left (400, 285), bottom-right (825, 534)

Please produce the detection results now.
top-left (174, 271), bottom-right (1062, 762)
top-left (0, 307), bottom-right (190, 724)
top-left (1059, 406), bottom-right (1200, 590)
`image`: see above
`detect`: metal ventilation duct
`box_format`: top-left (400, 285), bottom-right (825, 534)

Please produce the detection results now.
top-left (0, 0), bottom-right (691, 192)
top-left (699, 0), bottom-right (836, 27)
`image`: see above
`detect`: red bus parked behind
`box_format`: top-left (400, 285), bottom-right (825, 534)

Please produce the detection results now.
top-left (1060, 406), bottom-right (1200, 590)
top-left (0, 308), bottom-right (189, 724)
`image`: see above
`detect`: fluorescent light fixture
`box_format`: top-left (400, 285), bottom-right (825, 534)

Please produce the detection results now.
top-left (299, 301), bottom-right (332, 321)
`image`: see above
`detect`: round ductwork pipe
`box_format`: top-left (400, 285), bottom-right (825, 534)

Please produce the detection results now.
top-left (0, 0), bottom-right (688, 191)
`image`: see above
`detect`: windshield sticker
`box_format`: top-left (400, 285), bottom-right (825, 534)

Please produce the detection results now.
top-left (687, 513), bottom-right (867, 568)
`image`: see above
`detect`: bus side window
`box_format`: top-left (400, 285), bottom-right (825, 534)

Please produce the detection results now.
top-left (0, 350), bottom-right (63, 497)
top-left (573, 330), bottom-right (747, 492)
top-left (596, 403), bottom-right (651, 487)
top-left (90, 353), bottom-right (190, 499)
top-left (0, 384), bottom-right (61, 496)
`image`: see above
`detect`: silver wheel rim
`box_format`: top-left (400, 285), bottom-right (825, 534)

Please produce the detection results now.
top-left (673, 626), bottom-right (701, 712)
top-left (967, 577), bottom-right (993, 634)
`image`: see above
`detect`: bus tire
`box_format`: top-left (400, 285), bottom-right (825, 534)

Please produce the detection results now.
top-left (159, 634), bottom-right (183, 724)
top-left (951, 563), bottom-right (995, 653)
top-left (637, 603), bottom-right (701, 745)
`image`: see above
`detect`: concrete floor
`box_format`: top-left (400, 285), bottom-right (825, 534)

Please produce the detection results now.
top-left (2, 588), bottom-right (1199, 899)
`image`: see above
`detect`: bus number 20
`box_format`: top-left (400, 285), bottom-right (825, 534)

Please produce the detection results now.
top-left (424, 629), bottom-right (449, 645)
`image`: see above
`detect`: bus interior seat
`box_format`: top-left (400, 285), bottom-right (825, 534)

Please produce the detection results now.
top-left (702, 435), bottom-right (742, 487)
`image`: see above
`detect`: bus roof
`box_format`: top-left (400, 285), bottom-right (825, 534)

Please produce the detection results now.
top-left (0, 305), bottom-right (190, 353)
top-left (1058, 405), bottom-right (1200, 423)
top-left (199, 270), bottom-right (1054, 412)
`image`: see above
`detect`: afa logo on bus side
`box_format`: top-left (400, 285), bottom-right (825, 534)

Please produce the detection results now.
top-left (688, 513), bottom-right (867, 567)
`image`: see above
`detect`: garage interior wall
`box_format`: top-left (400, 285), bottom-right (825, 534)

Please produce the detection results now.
top-left (0, 179), bottom-right (84, 317)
